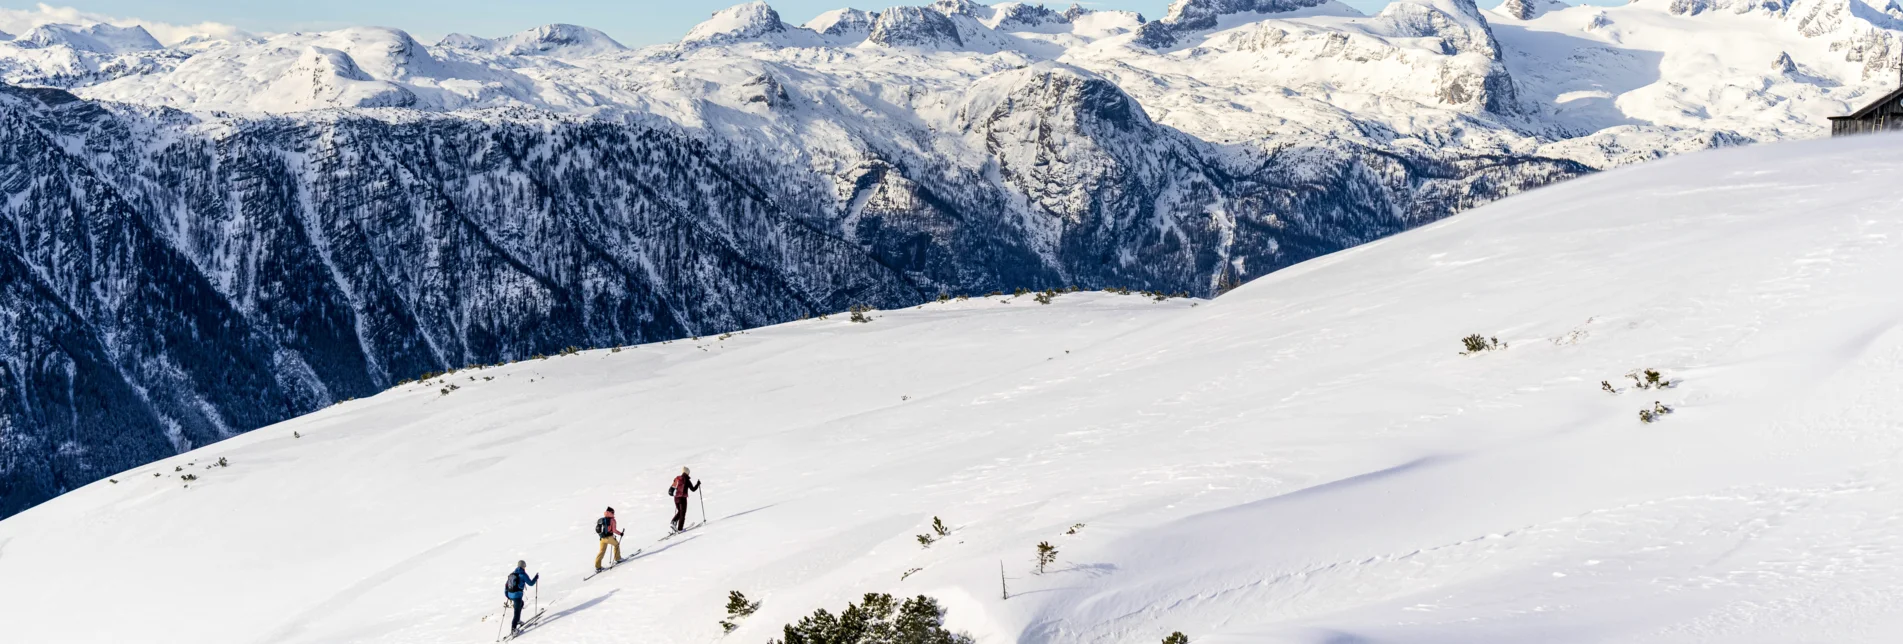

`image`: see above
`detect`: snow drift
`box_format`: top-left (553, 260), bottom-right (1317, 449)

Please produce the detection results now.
top-left (6, 135), bottom-right (1903, 642)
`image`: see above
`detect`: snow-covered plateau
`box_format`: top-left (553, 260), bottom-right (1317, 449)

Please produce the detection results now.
top-left (7, 132), bottom-right (1903, 643)
top-left (0, 0), bottom-right (1898, 522)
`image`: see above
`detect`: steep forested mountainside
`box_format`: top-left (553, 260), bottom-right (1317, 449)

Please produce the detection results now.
top-left (4, 0), bottom-right (1896, 515)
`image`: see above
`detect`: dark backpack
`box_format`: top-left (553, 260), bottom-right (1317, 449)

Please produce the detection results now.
top-left (595, 516), bottom-right (613, 537)
top-left (504, 571), bottom-right (524, 594)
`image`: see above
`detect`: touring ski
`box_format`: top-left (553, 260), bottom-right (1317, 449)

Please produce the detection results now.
top-left (659, 522), bottom-right (703, 541)
top-left (583, 550), bottom-right (643, 581)
top-left (502, 607), bottom-right (549, 641)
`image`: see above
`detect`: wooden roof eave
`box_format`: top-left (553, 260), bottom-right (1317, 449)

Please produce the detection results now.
top-left (1837, 85), bottom-right (1903, 120)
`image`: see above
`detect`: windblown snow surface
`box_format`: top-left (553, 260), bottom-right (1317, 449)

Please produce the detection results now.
top-left (6, 135), bottom-right (1903, 643)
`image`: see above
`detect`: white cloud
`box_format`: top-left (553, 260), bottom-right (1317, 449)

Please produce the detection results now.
top-left (0, 3), bottom-right (252, 45)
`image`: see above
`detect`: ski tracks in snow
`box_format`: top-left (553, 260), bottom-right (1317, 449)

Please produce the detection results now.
top-left (257, 532), bottom-right (479, 644)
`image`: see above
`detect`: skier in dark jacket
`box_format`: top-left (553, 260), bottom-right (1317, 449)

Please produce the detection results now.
top-left (670, 466), bottom-right (701, 533)
top-left (504, 560), bottom-right (539, 633)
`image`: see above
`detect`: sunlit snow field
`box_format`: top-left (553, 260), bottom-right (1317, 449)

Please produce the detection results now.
top-left (7, 135), bottom-right (1903, 642)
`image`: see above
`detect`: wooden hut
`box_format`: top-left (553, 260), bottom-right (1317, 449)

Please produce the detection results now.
top-left (1829, 87), bottom-right (1903, 136)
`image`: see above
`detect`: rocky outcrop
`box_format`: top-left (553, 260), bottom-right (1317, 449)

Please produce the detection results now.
top-left (1496, 0), bottom-right (1569, 19)
top-left (870, 5), bottom-right (965, 48)
top-left (1136, 0), bottom-right (1332, 48)
top-left (683, 2), bottom-right (791, 46)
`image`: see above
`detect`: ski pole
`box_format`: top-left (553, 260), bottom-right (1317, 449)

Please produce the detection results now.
top-left (698, 487), bottom-right (707, 524)
top-left (495, 601), bottom-right (507, 641)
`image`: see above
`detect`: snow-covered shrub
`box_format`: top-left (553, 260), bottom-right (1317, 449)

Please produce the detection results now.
top-left (768, 593), bottom-right (972, 644)
top-left (1626, 368), bottom-right (1675, 390)
top-left (1035, 541), bottom-right (1058, 574)
top-left (1639, 401), bottom-right (1675, 423)
top-left (1163, 633), bottom-right (1189, 644)
top-left (719, 590), bottom-right (762, 633)
top-left (1460, 334), bottom-right (1505, 354)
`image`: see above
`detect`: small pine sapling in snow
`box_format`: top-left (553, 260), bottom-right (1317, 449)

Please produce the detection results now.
top-left (1163, 632), bottom-right (1190, 644)
top-left (917, 534), bottom-right (936, 548)
top-left (1646, 369), bottom-right (1676, 388)
top-left (217, 457), bottom-right (228, 467)
top-left (1460, 334), bottom-right (1505, 354)
top-left (719, 590), bottom-right (762, 633)
top-left (849, 305), bottom-right (874, 323)
top-left (768, 593), bottom-right (972, 644)
top-left (932, 516), bottom-right (950, 537)
top-left (1035, 291), bottom-right (1054, 305)
top-left (1639, 401), bottom-right (1675, 424)
top-left (1601, 380), bottom-right (1616, 394)
top-left (180, 474), bottom-right (197, 482)
top-left (937, 293), bottom-right (951, 302)
top-left (1065, 523), bottom-right (1085, 535)
top-left (901, 567), bottom-right (923, 581)
top-left (1035, 541), bottom-right (1058, 574)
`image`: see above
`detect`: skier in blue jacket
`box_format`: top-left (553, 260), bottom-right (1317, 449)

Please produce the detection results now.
top-left (504, 560), bottom-right (540, 633)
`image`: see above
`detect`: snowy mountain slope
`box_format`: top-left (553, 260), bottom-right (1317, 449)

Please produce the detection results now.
top-left (3, 0), bottom-right (1901, 516)
top-left (8, 135), bottom-right (1903, 643)
top-left (13, 22), bottom-right (162, 53)
top-left (437, 24), bottom-right (628, 58)
top-left (0, 3), bottom-right (1596, 518)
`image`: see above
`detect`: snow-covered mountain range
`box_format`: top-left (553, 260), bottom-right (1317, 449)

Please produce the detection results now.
top-left (8, 133), bottom-right (1903, 643)
top-left (1, 0), bottom-right (1898, 517)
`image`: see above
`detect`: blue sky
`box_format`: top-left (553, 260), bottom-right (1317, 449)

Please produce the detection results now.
top-left (0, 1), bottom-right (1417, 46)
